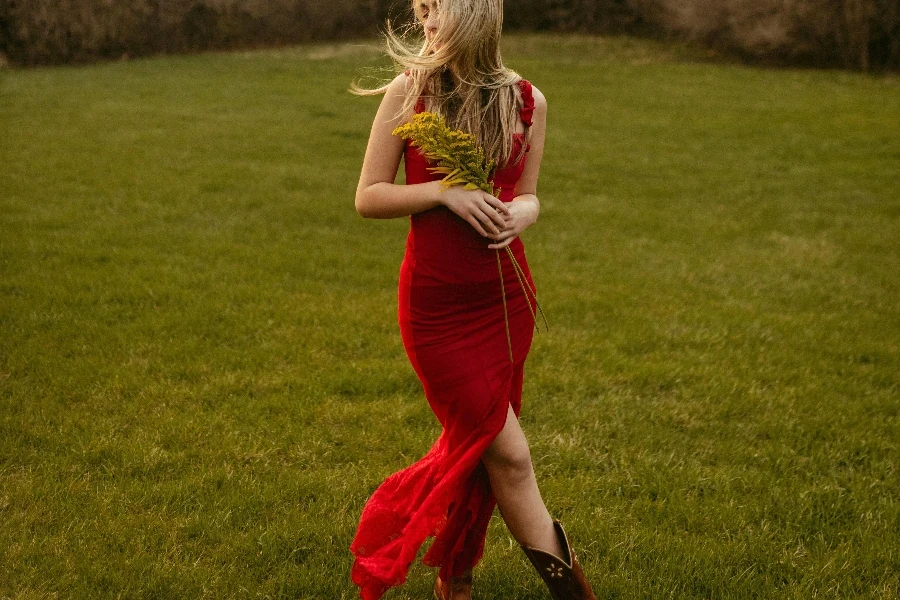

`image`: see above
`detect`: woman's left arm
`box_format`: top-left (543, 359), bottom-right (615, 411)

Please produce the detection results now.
top-left (487, 85), bottom-right (548, 250)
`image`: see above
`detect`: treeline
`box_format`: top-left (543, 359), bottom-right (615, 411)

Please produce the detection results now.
top-left (508, 0), bottom-right (899, 71)
top-left (0, 0), bottom-right (402, 66)
top-left (1, 0), bottom-right (897, 71)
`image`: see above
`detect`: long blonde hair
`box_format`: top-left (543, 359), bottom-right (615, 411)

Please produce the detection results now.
top-left (352, 0), bottom-right (529, 169)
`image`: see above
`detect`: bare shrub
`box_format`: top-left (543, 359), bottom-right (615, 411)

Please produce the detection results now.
top-left (503, 0), bottom-right (653, 33)
top-left (502, 0), bottom-right (898, 70)
top-left (0, 0), bottom-right (896, 70)
top-left (645, 0), bottom-right (899, 70)
top-left (0, 0), bottom-right (397, 66)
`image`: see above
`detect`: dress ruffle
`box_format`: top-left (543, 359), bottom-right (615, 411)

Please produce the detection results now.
top-left (349, 370), bottom-right (520, 599)
top-left (518, 79), bottom-right (535, 128)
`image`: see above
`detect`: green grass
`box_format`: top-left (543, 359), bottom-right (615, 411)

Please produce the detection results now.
top-left (1, 33), bottom-right (898, 599)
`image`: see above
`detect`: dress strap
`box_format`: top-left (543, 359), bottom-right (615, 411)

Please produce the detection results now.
top-left (517, 79), bottom-right (534, 128)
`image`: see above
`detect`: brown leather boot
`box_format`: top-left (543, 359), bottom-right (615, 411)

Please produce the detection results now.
top-left (433, 568), bottom-right (473, 600)
top-left (521, 519), bottom-right (597, 600)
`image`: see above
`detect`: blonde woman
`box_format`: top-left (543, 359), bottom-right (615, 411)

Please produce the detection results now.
top-left (348, 1), bottom-right (596, 599)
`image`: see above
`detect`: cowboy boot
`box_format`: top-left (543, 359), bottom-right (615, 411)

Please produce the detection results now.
top-left (521, 519), bottom-right (597, 600)
top-left (433, 568), bottom-right (473, 600)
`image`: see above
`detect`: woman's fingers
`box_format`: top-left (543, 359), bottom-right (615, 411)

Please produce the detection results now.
top-left (465, 214), bottom-right (491, 238)
top-left (484, 197), bottom-right (511, 227)
top-left (479, 197), bottom-right (507, 230)
top-left (482, 209), bottom-right (505, 233)
top-left (490, 228), bottom-right (517, 243)
top-left (445, 188), bottom-right (511, 237)
top-left (469, 198), bottom-right (504, 234)
top-left (475, 209), bottom-right (502, 235)
top-left (490, 217), bottom-right (523, 239)
top-left (488, 235), bottom-right (516, 250)
top-left (484, 194), bottom-right (510, 216)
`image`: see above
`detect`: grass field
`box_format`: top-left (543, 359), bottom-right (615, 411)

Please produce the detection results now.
top-left (1, 33), bottom-right (899, 599)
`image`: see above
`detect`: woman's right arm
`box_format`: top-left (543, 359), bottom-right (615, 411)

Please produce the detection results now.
top-left (354, 74), bottom-right (509, 237)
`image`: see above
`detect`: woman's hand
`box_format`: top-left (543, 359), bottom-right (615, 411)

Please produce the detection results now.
top-left (487, 197), bottom-right (539, 250)
top-left (439, 186), bottom-right (511, 238)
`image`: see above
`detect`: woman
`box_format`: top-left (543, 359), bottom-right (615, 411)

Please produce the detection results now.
top-left (349, 1), bottom-right (596, 599)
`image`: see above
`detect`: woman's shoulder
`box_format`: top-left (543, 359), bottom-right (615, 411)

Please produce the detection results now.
top-left (511, 76), bottom-right (546, 109)
top-left (530, 83), bottom-right (546, 108)
top-left (515, 77), bottom-right (546, 109)
top-left (390, 71), bottom-right (415, 94)
top-left (381, 72), bottom-right (420, 109)
top-left (530, 85), bottom-right (547, 121)
top-left (511, 77), bottom-right (546, 129)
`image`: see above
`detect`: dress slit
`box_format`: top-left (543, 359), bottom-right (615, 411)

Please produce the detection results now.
top-left (349, 363), bottom-right (522, 600)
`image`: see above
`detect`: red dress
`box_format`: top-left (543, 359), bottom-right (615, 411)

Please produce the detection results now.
top-left (350, 78), bottom-right (538, 600)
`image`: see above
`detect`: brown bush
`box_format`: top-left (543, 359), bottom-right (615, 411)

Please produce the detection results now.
top-left (644, 0), bottom-right (899, 70)
top-left (0, 0), bottom-right (897, 70)
top-left (503, 0), bottom-right (652, 34)
top-left (502, 0), bottom-right (899, 70)
top-left (0, 0), bottom-right (406, 66)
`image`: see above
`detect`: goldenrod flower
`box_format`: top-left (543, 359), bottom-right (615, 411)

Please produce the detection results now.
top-left (393, 112), bottom-right (497, 196)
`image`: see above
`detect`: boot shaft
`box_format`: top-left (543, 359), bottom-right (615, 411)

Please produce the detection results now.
top-left (520, 520), bottom-right (597, 600)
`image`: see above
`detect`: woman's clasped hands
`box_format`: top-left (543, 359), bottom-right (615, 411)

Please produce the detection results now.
top-left (439, 185), bottom-right (538, 250)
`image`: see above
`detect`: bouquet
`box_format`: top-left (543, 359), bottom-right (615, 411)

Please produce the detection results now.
top-left (393, 112), bottom-right (498, 196)
top-left (393, 111), bottom-right (548, 361)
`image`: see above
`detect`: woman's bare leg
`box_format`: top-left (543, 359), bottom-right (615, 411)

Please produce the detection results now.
top-left (481, 403), bottom-right (566, 558)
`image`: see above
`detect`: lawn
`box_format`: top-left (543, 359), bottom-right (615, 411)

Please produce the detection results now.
top-left (1, 33), bottom-right (898, 599)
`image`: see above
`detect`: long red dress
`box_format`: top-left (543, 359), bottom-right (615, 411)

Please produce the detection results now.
top-left (350, 78), bottom-right (538, 600)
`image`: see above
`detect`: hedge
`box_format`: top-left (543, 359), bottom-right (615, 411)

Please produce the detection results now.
top-left (0, 0), bottom-right (897, 71)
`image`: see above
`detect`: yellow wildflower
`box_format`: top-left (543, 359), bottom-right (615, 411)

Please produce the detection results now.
top-left (393, 112), bottom-right (497, 196)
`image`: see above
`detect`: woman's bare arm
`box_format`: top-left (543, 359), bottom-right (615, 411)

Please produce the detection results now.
top-left (354, 74), bottom-right (510, 236)
top-left (355, 74), bottom-right (443, 219)
top-left (487, 84), bottom-right (547, 250)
